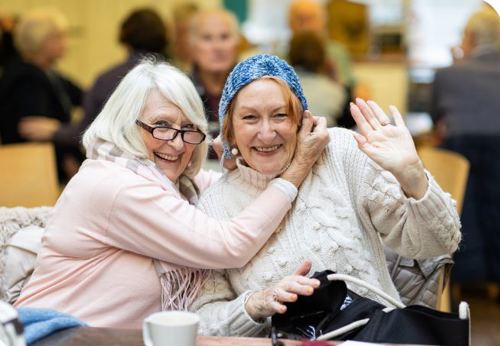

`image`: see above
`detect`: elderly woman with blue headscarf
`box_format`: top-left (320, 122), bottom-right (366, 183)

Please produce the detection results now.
top-left (190, 54), bottom-right (462, 336)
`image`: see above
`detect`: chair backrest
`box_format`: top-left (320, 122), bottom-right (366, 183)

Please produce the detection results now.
top-left (0, 143), bottom-right (60, 207)
top-left (417, 146), bottom-right (469, 214)
top-left (416, 146), bottom-right (469, 311)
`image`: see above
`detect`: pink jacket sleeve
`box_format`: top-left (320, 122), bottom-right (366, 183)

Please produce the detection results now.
top-left (194, 169), bottom-right (222, 193)
top-left (103, 178), bottom-right (290, 269)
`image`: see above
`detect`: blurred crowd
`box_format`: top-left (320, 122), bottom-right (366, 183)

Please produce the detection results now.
top-left (0, 0), bottom-right (352, 180)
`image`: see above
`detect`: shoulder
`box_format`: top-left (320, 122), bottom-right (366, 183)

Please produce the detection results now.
top-left (197, 171), bottom-right (240, 215)
top-left (64, 160), bottom-right (165, 211)
top-left (325, 127), bottom-right (358, 158)
top-left (90, 60), bottom-right (130, 93)
top-left (3, 62), bottom-right (46, 85)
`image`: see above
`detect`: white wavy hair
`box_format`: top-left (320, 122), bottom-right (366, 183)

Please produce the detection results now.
top-left (82, 59), bottom-right (208, 177)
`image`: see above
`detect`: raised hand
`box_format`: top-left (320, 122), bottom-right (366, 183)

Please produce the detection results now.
top-left (281, 111), bottom-right (329, 188)
top-left (350, 98), bottom-right (428, 199)
top-left (244, 260), bottom-right (320, 321)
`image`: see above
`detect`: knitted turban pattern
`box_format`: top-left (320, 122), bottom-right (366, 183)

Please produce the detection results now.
top-left (218, 54), bottom-right (308, 158)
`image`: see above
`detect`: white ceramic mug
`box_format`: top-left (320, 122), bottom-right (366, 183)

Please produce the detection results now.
top-left (143, 311), bottom-right (199, 346)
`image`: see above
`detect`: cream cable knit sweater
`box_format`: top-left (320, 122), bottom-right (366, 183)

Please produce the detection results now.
top-left (191, 128), bottom-right (461, 337)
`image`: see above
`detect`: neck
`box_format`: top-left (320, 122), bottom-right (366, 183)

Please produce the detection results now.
top-left (198, 69), bottom-right (227, 95)
top-left (28, 55), bottom-right (53, 70)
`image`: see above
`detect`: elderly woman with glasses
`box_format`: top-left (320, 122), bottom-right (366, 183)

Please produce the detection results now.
top-left (14, 60), bottom-right (329, 329)
top-left (190, 55), bottom-right (461, 337)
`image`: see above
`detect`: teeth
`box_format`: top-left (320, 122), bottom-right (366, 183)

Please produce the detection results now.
top-left (155, 152), bottom-right (179, 161)
top-left (255, 145), bottom-right (280, 152)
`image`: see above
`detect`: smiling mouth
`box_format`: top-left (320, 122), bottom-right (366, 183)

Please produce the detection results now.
top-left (253, 145), bottom-right (282, 153)
top-left (154, 152), bottom-right (179, 162)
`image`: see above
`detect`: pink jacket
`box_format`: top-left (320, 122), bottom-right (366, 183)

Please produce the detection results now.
top-left (15, 159), bottom-right (292, 328)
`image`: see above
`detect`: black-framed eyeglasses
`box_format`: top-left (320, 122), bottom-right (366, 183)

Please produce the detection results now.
top-left (136, 120), bottom-right (206, 145)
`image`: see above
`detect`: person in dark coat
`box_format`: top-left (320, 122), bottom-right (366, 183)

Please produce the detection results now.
top-left (15, 8), bottom-right (170, 152)
top-left (431, 5), bottom-right (500, 286)
top-left (0, 8), bottom-right (83, 182)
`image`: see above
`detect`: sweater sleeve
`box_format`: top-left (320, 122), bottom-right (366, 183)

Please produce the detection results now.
top-left (190, 271), bottom-right (268, 336)
top-left (102, 178), bottom-right (292, 269)
top-left (332, 128), bottom-right (461, 259)
top-left (357, 156), bottom-right (462, 259)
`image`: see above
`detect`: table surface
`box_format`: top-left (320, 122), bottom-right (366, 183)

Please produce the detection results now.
top-left (32, 327), bottom-right (340, 346)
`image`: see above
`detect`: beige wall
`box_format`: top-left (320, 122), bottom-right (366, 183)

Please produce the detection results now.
top-left (0, 0), bottom-right (220, 87)
top-left (352, 61), bottom-right (408, 114)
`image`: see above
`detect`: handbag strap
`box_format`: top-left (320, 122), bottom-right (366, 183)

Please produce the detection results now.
top-left (326, 273), bottom-right (406, 309)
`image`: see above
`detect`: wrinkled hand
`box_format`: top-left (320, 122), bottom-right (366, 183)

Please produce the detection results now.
top-left (18, 116), bottom-right (61, 141)
top-left (245, 260), bottom-right (320, 321)
top-left (350, 98), bottom-right (427, 198)
top-left (281, 111), bottom-right (329, 188)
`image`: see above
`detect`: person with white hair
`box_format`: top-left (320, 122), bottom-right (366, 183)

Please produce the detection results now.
top-left (431, 5), bottom-right (500, 287)
top-left (17, 7), bottom-right (171, 151)
top-left (14, 59), bottom-right (329, 329)
top-left (0, 8), bottom-right (83, 182)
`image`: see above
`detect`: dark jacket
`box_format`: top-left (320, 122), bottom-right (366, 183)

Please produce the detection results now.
top-left (0, 60), bottom-right (82, 144)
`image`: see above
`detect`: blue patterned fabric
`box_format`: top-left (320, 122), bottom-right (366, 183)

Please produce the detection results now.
top-left (18, 308), bottom-right (86, 345)
top-left (218, 54), bottom-right (308, 158)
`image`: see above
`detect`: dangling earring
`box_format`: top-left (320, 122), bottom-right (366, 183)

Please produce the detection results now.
top-left (231, 147), bottom-right (239, 156)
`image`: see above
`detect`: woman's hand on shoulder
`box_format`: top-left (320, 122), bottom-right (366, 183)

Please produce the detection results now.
top-left (350, 98), bottom-right (428, 199)
top-left (244, 260), bottom-right (320, 321)
top-left (211, 135), bottom-right (237, 171)
top-left (281, 111), bottom-right (329, 188)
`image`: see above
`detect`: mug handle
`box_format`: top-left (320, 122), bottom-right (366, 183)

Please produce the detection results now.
top-left (142, 320), bottom-right (152, 346)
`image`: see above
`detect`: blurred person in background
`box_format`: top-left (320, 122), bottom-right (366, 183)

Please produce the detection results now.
top-left (288, 0), bottom-right (356, 129)
top-left (431, 5), bottom-right (500, 294)
top-left (172, 2), bottom-right (199, 73)
top-left (16, 7), bottom-right (170, 152)
top-left (188, 8), bottom-right (239, 157)
top-left (288, 30), bottom-right (345, 127)
top-left (0, 11), bottom-right (19, 73)
top-left (0, 8), bottom-right (83, 182)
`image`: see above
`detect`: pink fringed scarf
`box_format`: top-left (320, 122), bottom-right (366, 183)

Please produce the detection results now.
top-left (87, 138), bottom-right (208, 311)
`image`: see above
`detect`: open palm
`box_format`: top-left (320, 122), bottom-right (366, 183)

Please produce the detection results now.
top-left (350, 98), bottom-right (420, 176)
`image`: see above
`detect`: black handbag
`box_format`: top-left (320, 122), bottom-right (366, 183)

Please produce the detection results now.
top-left (272, 270), bottom-right (470, 346)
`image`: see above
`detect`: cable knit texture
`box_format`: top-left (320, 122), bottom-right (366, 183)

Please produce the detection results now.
top-left (190, 127), bottom-right (461, 337)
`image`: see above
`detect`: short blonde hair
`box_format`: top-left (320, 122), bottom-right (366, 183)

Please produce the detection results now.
top-left (83, 59), bottom-right (208, 178)
top-left (465, 6), bottom-right (500, 48)
top-left (14, 8), bottom-right (68, 59)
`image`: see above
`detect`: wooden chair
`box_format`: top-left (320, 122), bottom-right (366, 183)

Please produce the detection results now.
top-left (418, 146), bottom-right (469, 215)
top-left (417, 146), bottom-right (470, 311)
top-left (0, 143), bottom-right (60, 207)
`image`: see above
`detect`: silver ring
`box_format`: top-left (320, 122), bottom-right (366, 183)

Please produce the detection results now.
top-left (380, 121), bottom-right (389, 126)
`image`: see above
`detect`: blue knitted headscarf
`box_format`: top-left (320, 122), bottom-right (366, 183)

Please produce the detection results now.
top-left (218, 54), bottom-right (308, 159)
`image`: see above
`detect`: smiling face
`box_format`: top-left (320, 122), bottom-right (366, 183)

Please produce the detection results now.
top-left (138, 89), bottom-right (197, 182)
top-left (230, 78), bottom-right (300, 176)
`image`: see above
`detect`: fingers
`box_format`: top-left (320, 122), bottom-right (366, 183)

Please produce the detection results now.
top-left (389, 105), bottom-right (405, 127)
top-left (350, 102), bottom-right (372, 136)
top-left (211, 135), bottom-right (223, 158)
top-left (311, 116), bottom-right (327, 133)
top-left (297, 111), bottom-right (314, 141)
top-left (352, 131), bottom-right (367, 147)
top-left (293, 260), bottom-right (312, 276)
top-left (367, 100), bottom-right (392, 126)
top-left (355, 98), bottom-right (381, 130)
